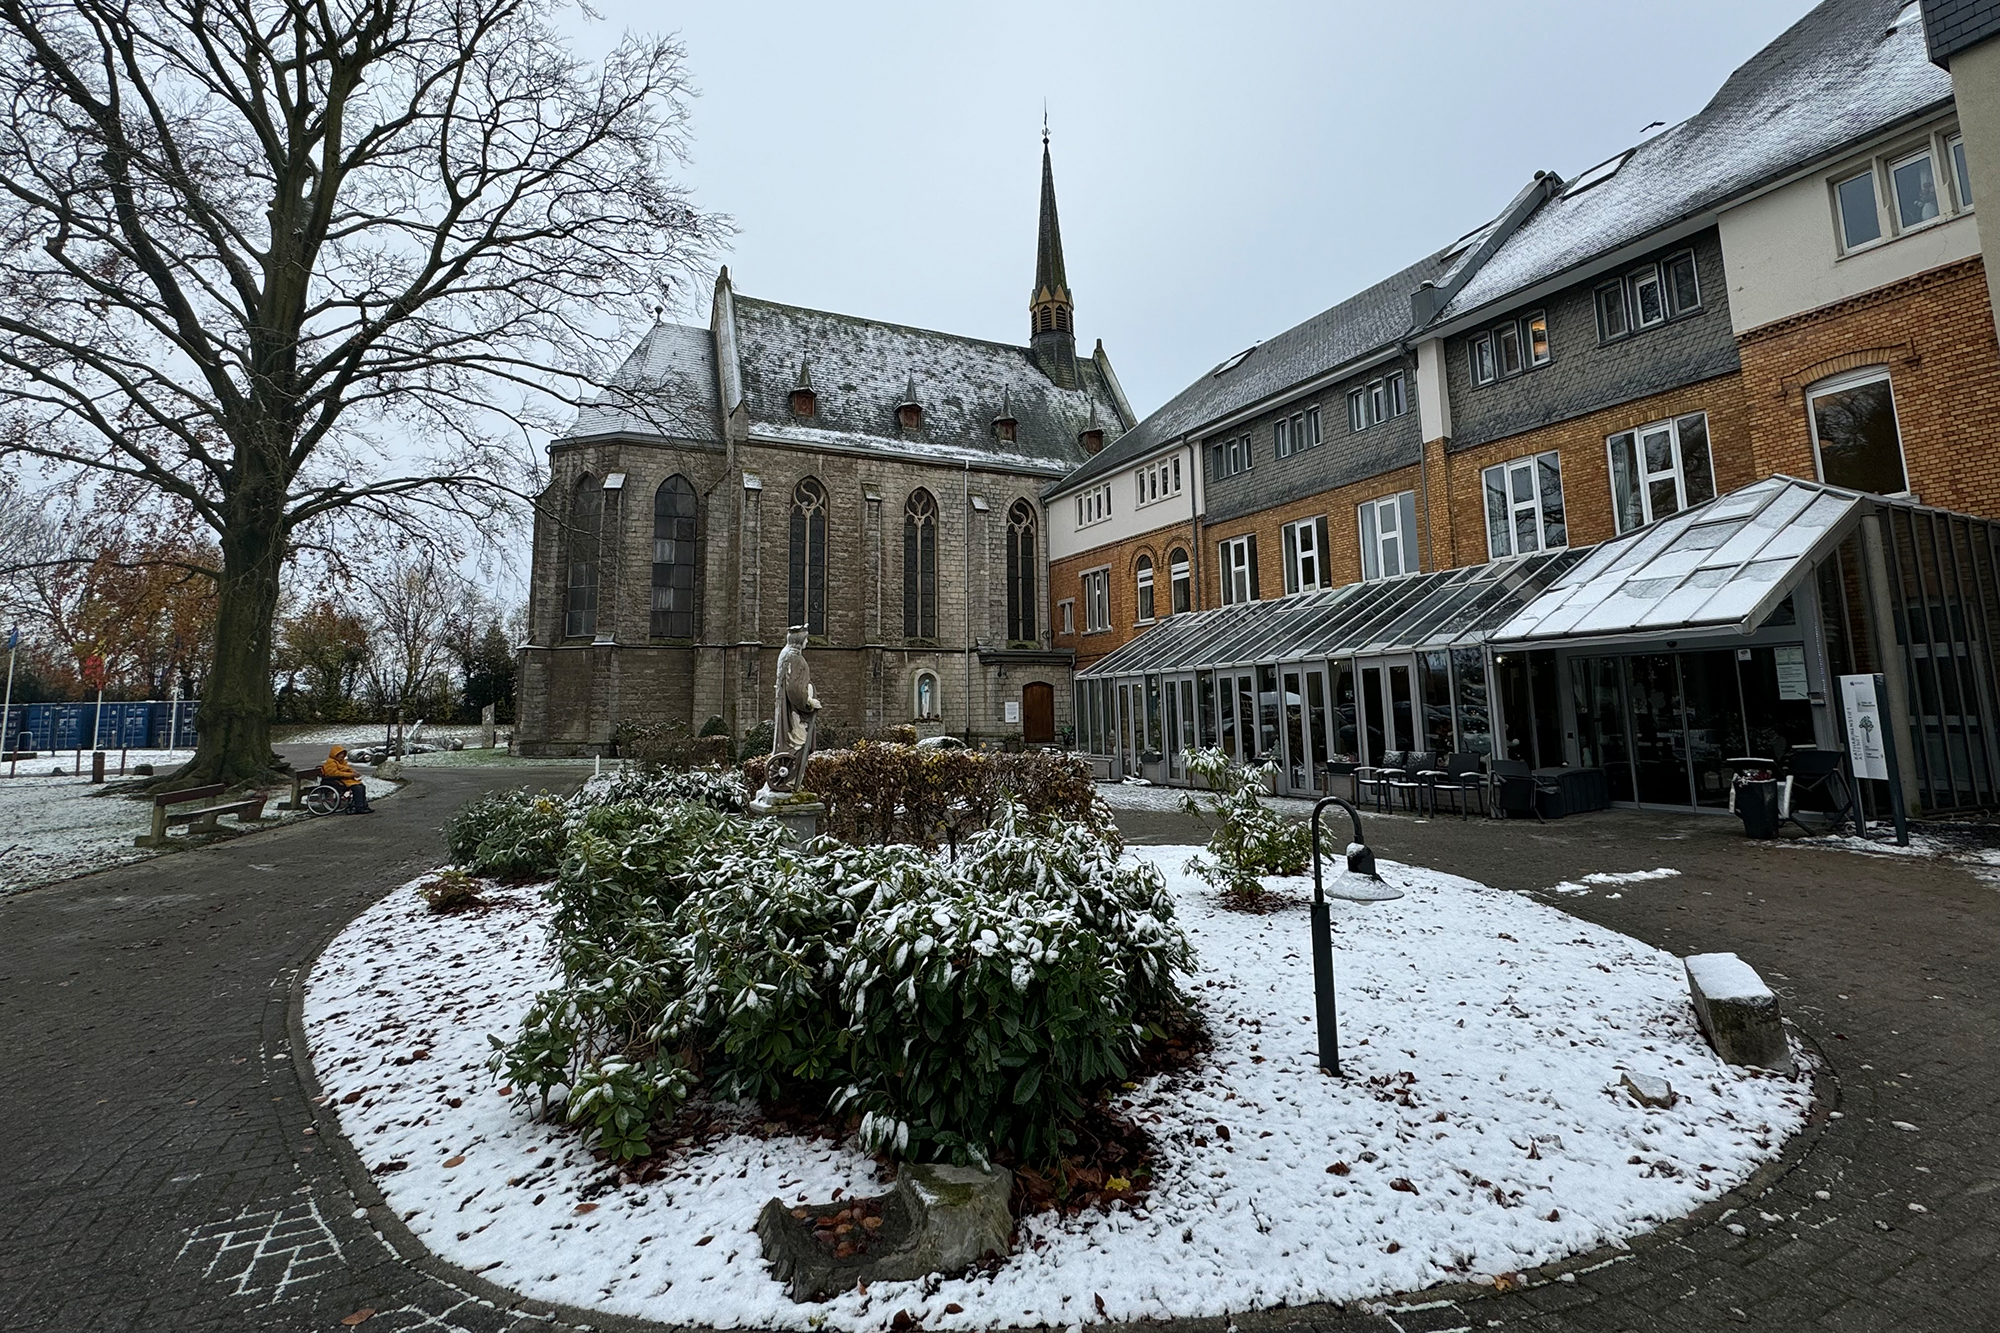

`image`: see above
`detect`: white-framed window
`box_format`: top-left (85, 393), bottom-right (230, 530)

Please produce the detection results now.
top-left (1526, 311), bottom-right (1550, 366)
top-left (1135, 554), bottom-right (1156, 623)
top-left (1210, 434), bottom-right (1252, 480)
top-left (1348, 373), bottom-right (1410, 429)
top-left (1835, 168), bottom-right (1884, 250)
top-left (1218, 534), bottom-right (1258, 605)
top-left (1606, 411), bottom-right (1717, 534)
top-left (1134, 456), bottom-right (1182, 507)
top-left (1482, 451), bottom-right (1567, 559)
top-left (1948, 131), bottom-right (1973, 208)
top-left (913, 671), bottom-right (940, 720)
top-left (1081, 568), bottom-right (1110, 632)
top-left (1597, 252), bottom-right (1698, 342)
top-left (1807, 367), bottom-right (1908, 496)
top-left (1471, 316), bottom-right (1547, 385)
top-left (1889, 146), bottom-right (1942, 230)
top-left (1272, 408), bottom-right (1322, 459)
top-left (1168, 548), bottom-right (1191, 615)
top-left (1595, 281), bottom-right (1628, 341)
top-left (1075, 482), bottom-right (1112, 528)
top-left (1358, 491), bottom-right (1418, 581)
top-left (1831, 126), bottom-right (1973, 255)
top-left (1282, 515), bottom-right (1330, 595)
top-left (1058, 599), bottom-right (1075, 635)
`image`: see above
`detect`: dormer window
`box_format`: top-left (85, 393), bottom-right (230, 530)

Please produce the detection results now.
top-left (1078, 425), bottom-right (1104, 453)
top-left (789, 387), bottom-right (817, 418)
top-left (895, 373), bottom-right (922, 431)
top-left (992, 393), bottom-right (1018, 442)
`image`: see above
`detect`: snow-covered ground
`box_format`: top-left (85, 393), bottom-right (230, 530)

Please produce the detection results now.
top-left (303, 847), bottom-right (1809, 1329)
top-left (0, 763), bottom-right (399, 896)
top-left (278, 723), bottom-right (494, 748)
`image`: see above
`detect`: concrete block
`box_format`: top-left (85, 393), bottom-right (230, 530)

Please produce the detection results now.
top-left (1685, 952), bottom-right (1792, 1072)
top-left (757, 1163), bottom-right (1012, 1301)
top-left (1620, 1072), bottom-right (1678, 1108)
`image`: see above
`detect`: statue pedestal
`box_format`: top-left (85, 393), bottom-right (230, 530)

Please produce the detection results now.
top-left (751, 788), bottom-right (825, 843)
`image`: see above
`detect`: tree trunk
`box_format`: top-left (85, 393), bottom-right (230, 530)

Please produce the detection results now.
top-left (176, 493), bottom-right (287, 788)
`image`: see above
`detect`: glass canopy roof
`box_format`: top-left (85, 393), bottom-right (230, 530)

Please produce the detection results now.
top-left (1079, 547), bottom-right (1583, 679)
top-left (1490, 475), bottom-right (1866, 645)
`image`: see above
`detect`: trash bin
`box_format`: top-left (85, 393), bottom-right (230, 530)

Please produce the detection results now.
top-left (1734, 779), bottom-right (1779, 838)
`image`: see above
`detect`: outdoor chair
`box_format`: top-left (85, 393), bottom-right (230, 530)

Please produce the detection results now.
top-left (1388, 751), bottom-right (1440, 814)
top-left (1355, 751), bottom-right (1409, 813)
top-left (1492, 758), bottom-right (1560, 823)
top-left (1430, 753), bottom-right (1490, 819)
top-left (1781, 747), bottom-right (1856, 835)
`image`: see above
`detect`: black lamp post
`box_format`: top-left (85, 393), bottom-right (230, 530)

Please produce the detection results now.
top-left (1309, 794), bottom-right (1401, 1076)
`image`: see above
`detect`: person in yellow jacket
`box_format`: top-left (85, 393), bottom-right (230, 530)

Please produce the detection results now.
top-left (320, 745), bottom-right (373, 814)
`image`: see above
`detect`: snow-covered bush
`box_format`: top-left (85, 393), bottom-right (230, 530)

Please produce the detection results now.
top-left (1180, 748), bottom-right (1311, 905)
top-left (444, 789), bottom-right (573, 879)
top-left (581, 764), bottom-right (746, 815)
top-left (492, 799), bottom-right (1192, 1166)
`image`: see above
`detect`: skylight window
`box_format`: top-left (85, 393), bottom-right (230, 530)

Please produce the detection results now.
top-left (1212, 346), bottom-right (1256, 376)
top-left (1563, 150), bottom-right (1633, 198)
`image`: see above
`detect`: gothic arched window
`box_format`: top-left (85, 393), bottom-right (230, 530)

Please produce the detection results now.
top-left (903, 489), bottom-right (938, 640)
top-left (565, 473), bottom-right (602, 639)
top-left (651, 474), bottom-right (698, 638)
top-left (1006, 499), bottom-right (1038, 644)
top-left (788, 477), bottom-right (828, 636)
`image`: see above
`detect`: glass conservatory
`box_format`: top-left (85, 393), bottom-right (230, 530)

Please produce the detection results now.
top-left (1076, 476), bottom-right (2000, 814)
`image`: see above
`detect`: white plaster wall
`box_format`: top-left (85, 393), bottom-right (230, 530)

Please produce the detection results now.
top-left (1720, 124), bottom-right (1980, 333)
top-left (1045, 442), bottom-right (1200, 561)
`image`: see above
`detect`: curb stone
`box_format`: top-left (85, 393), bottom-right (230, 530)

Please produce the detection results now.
top-left (288, 888), bottom-right (1840, 1333)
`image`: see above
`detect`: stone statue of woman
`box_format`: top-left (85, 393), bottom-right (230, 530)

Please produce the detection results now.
top-left (767, 625), bottom-right (820, 792)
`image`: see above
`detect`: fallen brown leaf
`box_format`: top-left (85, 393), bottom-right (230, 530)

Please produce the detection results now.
top-left (1389, 1177), bottom-right (1418, 1194)
top-left (573, 1203), bottom-right (598, 1215)
top-left (442, 1155), bottom-right (464, 1168)
top-left (1326, 1162), bottom-right (1349, 1176)
top-left (340, 1311), bottom-right (374, 1327)
top-left (696, 1235), bottom-right (714, 1246)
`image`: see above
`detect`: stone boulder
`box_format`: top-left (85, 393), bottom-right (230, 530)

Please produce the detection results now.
top-left (757, 1163), bottom-right (1012, 1301)
top-left (1685, 951), bottom-right (1792, 1073)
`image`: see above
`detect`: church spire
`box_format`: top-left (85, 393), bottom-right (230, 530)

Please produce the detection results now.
top-left (1029, 119), bottom-right (1078, 389)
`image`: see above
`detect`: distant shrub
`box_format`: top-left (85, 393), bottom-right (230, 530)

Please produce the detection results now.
top-left (444, 789), bottom-right (573, 879)
top-left (745, 741), bottom-right (1110, 849)
top-left (1180, 748), bottom-right (1311, 906)
top-left (418, 868), bottom-right (487, 914)
top-left (614, 719), bottom-right (730, 770)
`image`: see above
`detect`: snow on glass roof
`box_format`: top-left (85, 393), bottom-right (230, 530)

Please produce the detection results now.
top-left (1491, 476), bottom-right (1867, 645)
top-left (1079, 550), bottom-right (1583, 679)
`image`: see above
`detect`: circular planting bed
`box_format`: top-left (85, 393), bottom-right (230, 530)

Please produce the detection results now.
top-left (304, 840), bottom-right (1809, 1330)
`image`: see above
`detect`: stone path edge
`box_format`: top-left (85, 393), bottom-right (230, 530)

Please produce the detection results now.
top-left (284, 900), bottom-right (1841, 1333)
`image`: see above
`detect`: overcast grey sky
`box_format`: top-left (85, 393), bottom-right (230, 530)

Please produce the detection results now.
top-left (583, 0), bottom-right (1818, 419)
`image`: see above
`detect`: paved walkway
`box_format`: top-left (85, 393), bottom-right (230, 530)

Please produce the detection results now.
top-left (2, 775), bottom-right (1994, 1332)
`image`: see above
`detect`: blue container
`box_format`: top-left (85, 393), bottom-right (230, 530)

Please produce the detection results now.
top-left (21, 703), bottom-right (55, 750)
top-left (0, 705), bottom-right (24, 752)
top-left (153, 700), bottom-right (199, 749)
top-left (52, 703), bottom-right (88, 751)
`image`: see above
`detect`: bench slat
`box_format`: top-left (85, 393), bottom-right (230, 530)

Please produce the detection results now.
top-left (153, 783), bottom-right (226, 808)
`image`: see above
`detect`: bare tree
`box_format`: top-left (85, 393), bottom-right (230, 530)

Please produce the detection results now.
top-left (358, 544), bottom-right (457, 718)
top-left (0, 0), bottom-right (723, 784)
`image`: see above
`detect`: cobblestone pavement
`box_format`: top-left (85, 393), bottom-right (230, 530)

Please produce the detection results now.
top-left (0, 756), bottom-right (597, 1333)
top-left (3, 771), bottom-right (1993, 1332)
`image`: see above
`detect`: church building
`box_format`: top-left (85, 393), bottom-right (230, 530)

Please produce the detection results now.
top-left (514, 139), bottom-right (1134, 756)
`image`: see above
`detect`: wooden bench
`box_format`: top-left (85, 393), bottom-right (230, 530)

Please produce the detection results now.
top-left (284, 766), bottom-right (324, 811)
top-left (134, 784), bottom-right (270, 847)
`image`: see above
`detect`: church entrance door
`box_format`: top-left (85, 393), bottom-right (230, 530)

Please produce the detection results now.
top-left (1022, 681), bottom-right (1055, 744)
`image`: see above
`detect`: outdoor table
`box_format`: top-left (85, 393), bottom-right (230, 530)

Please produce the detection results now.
top-left (1530, 766), bottom-right (1609, 817)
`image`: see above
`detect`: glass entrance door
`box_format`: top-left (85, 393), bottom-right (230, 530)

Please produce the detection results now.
top-left (1277, 665), bottom-right (1333, 794)
top-left (1217, 671), bottom-right (1257, 763)
top-left (1355, 656), bottom-right (1418, 764)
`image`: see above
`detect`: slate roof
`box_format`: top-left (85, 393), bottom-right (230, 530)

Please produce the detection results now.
top-left (1437, 0), bottom-right (1953, 324)
top-left (728, 294), bottom-right (1130, 474)
top-left (565, 321), bottom-right (721, 444)
top-left (1045, 246), bottom-right (1455, 498)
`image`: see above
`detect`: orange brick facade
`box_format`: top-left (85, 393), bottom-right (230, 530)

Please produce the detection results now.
top-left (1426, 373), bottom-right (1756, 570)
top-left (1050, 516), bottom-right (1199, 672)
top-left (1205, 463), bottom-right (1426, 595)
top-left (1736, 256), bottom-right (2000, 517)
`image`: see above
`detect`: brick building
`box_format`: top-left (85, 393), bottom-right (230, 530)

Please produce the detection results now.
top-left (1057, 0), bottom-right (2000, 816)
top-left (515, 139), bottom-right (1134, 756)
